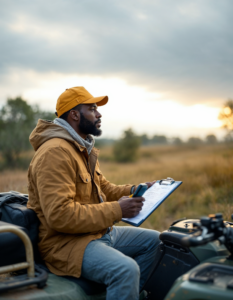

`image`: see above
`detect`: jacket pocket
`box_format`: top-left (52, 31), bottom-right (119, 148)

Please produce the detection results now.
top-left (94, 168), bottom-right (102, 186)
top-left (95, 168), bottom-right (102, 176)
top-left (75, 172), bottom-right (92, 203)
top-left (79, 172), bottom-right (91, 183)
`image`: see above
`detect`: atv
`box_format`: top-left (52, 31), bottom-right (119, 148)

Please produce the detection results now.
top-left (0, 191), bottom-right (233, 299)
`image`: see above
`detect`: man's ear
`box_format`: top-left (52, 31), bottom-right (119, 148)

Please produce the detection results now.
top-left (70, 110), bottom-right (80, 121)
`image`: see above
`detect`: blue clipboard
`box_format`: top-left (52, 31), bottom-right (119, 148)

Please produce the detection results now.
top-left (122, 178), bottom-right (182, 227)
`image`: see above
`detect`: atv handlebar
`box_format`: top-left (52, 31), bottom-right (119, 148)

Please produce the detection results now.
top-left (181, 227), bottom-right (215, 247)
top-left (180, 214), bottom-right (233, 253)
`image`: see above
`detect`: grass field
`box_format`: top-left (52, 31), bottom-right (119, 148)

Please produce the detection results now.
top-left (0, 144), bottom-right (233, 232)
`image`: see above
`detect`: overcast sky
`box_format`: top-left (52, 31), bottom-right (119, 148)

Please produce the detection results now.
top-left (0, 0), bottom-right (232, 139)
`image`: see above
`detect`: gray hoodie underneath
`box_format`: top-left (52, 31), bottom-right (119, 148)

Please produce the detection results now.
top-left (53, 118), bottom-right (95, 155)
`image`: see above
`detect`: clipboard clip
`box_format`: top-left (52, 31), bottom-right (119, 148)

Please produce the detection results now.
top-left (159, 177), bottom-right (175, 185)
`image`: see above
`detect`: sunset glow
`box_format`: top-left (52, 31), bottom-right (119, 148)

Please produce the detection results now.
top-left (5, 72), bottom-right (221, 139)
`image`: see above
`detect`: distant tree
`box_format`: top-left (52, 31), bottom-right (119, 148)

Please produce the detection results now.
top-left (224, 132), bottom-right (233, 143)
top-left (218, 100), bottom-right (233, 143)
top-left (206, 134), bottom-right (217, 144)
top-left (151, 135), bottom-right (168, 144)
top-left (0, 97), bottom-right (54, 168)
top-left (187, 137), bottom-right (203, 145)
top-left (139, 134), bottom-right (150, 146)
top-left (173, 137), bottom-right (183, 145)
top-left (113, 128), bottom-right (141, 162)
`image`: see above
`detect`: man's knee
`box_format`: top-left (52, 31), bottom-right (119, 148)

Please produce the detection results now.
top-left (115, 257), bottom-right (140, 281)
top-left (151, 230), bottom-right (161, 245)
top-left (126, 258), bottom-right (140, 276)
top-left (142, 229), bottom-right (161, 249)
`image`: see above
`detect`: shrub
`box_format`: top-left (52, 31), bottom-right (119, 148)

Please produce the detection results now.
top-left (113, 128), bottom-right (141, 162)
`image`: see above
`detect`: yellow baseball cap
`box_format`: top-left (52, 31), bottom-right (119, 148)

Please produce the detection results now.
top-left (56, 86), bottom-right (108, 117)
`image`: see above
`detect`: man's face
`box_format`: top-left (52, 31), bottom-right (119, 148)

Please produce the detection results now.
top-left (78, 104), bottom-right (102, 136)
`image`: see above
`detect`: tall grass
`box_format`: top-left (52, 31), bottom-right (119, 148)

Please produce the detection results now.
top-left (0, 144), bottom-right (232, 231)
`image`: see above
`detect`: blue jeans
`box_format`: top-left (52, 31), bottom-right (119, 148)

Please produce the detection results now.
top-left (81, 226), bottom-right (160, 300)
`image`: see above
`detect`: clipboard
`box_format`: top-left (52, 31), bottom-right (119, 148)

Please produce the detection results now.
top-left (122, 178), bottom-right (182, 227)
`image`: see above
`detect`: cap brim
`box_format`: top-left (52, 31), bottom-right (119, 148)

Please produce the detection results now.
top-left (83, 96), bottom-right (108, 106)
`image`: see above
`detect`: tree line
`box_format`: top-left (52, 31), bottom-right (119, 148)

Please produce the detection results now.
top-left (0, 97), bottom-right (232, 167)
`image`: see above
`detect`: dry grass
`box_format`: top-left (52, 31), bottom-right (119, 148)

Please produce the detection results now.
top-left (0, 144), bottom-right (233, 231)
top-left (100, 144), bottom-right (233, 230)
top-left (0, 170), bottom-right (29, 194)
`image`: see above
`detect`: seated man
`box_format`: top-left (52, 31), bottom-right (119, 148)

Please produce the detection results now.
top-left (27, 86), bottom-right (161, 300)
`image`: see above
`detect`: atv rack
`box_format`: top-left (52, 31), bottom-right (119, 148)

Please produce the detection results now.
top-left (0, 221), bottom-right (47, 293)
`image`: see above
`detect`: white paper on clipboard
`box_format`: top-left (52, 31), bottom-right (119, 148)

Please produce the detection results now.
top-left (122, 181), bottom-right (182, 226)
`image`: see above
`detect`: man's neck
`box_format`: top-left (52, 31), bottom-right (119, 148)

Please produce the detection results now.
top-left (68, 121), bottom-right (87, 140)
top-left (75, 129), bottom-right (87, 140)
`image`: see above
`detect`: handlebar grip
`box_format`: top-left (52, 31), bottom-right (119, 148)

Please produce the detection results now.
top-left (181, 236), bottom-right (198, 247)
top-left (181, 232), bottom-right (215, 247)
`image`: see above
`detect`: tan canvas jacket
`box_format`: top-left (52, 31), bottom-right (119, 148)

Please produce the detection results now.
top-left (27, 119), bottom-right (132, 278)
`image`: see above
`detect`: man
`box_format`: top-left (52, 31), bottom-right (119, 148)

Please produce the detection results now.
top-left (27, 86), bottom-right (161, 300)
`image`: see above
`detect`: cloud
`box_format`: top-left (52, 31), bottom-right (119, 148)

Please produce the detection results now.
top-left (0, 0), bottom-right (232, 105)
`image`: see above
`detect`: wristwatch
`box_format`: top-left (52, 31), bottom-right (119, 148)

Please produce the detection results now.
top-left (130, 185), bottom-right (136, 195)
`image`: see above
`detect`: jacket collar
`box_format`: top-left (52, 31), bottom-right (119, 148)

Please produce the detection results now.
top-left (74, 141), bottom-right (99, 157)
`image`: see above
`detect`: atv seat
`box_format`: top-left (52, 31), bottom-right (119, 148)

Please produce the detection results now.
top-left (37, 262), bottom-right (106, 296)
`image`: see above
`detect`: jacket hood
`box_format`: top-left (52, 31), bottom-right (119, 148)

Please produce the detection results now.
top-left (30, 119), bottom-right (78, 151)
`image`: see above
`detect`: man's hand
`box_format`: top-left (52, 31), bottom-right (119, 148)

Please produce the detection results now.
top-left (118, 196), bottom-right (145, 218)
top-left (145, 180), bottom-right (157, 188)
top-left (134, 180), bottom-right (156, 192)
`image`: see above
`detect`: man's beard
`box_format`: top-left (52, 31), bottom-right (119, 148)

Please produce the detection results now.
top-left (79, 112), bottom-right (102, 137)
